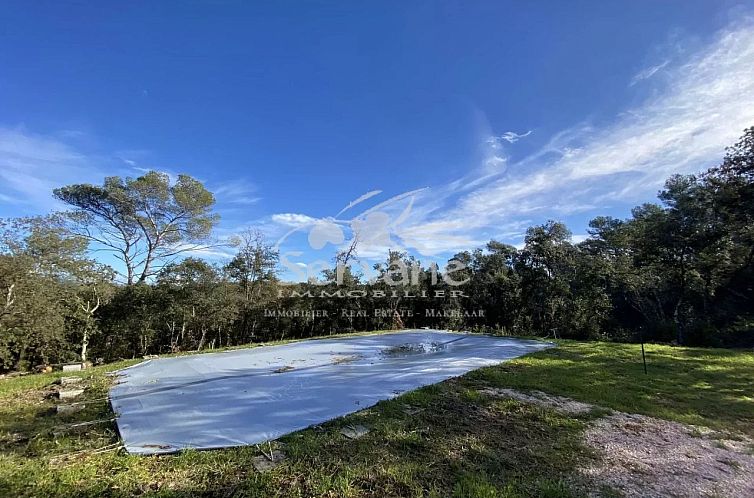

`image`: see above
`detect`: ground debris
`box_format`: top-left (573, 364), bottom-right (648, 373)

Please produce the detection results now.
top-left (56, 403), bottom-right (85, 415)
top-left (142, 443), bottom-right (172, 450)
top-left (58, 376), bottom-right (83, 386)
top-left (478, 387), bottom-right (596, 415)
top-left (52, 418), bottom-right (114, 436)
top-left (402, 404), bottom-right (424, 417)
top-left (340, 424), bottom-right (370, 439)
top-left (331, 354), bottom-right (363, 365)
top-left (478, 387), bottom-right (754, 497)
top-left (57, 388), bottom-right (85, 400)
top-left (380, 341), bottom-right (446, 358)
top-left (48, 442), bottom-right (123, 465)
top-left (252, 449), bottom-right (286, 472)
top-left (581, 412), bottom-right (754, 497)
top-left (0, 432), bottom-right (29, 446)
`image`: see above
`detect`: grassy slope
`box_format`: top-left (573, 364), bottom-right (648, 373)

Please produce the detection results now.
top-left (469, 340), bottom-right (754, 436)
top-left (0, 336), bottom-right (752, 497)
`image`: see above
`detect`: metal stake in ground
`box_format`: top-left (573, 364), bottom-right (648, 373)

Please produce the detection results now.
top-left (639, 327), bottom-right (648, 375)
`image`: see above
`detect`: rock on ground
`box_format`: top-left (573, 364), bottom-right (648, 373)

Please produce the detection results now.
top-left (252, 450), bottom-right (286, 472)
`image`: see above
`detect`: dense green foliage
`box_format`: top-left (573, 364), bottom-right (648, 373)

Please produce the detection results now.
top-left (1, 129), bottom-right (753, 370)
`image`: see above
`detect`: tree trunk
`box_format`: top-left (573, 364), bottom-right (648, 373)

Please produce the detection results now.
top-left (673, 298), bottom-right (685, 345)
top-left (197, 328), bottom-right (207, 350)
top-left (81, 327), bottom-right (89, 363)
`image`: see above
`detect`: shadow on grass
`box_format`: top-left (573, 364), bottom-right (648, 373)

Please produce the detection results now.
top-left (1, 380), bottom-right (592, 498)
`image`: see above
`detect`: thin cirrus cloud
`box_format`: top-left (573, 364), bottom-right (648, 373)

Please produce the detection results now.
top-left (271, 213), bottom-right (318, 227)
top-left (500, 130), bottom-right (533, 143)
top-left (0, 128), bottom-right (259, 225)
top-left (4, 19), bottom-right (754, 267)
top-left (488, 130), bottom-right (533, 146)
top-left (0, 127), bottom-right (104, 214)
top-left (394, 19), bottom-right (754, 255)
top-left (273, 19), bottom-right (754, 260)
top-left (629, 59), bottom-right (670, 86)
top-left (212, 179), bottom-right (260, 206)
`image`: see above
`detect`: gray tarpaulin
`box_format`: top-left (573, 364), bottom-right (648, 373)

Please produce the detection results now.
top-left (110, 330), bottom-right (552, 454)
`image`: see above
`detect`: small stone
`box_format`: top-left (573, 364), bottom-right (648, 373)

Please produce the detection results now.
top-left (60, 376), bottom-right (82, 386)
top-left (340, 424), bottom-right (370, 439)
top-left (56, 404), bottom-right (84, 415)
top-left (58, 388), bottom-right (85, 399)
top-left (252, 450), bottom-right (286, 472)
top-left (62, 363), bottom-right (84, 372)
top-left (403, 405), bottom-right (423, 416)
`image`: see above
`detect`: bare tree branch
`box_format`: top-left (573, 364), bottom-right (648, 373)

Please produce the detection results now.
top-left (1, 284), bottom-right (14, 317)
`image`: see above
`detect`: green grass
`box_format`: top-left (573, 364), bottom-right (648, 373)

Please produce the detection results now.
top-left (467, 340), bottom-right (754, 435)
top-left (1, 336), bottom-right (752, 497)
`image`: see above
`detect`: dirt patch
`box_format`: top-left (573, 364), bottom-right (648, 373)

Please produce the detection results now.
top-left (481, 388), bottom-right (754, 497)
top-left (252, 450), bottom-right (286, 472)
top-left (582, 412), bottom-right (754, 498)
top-left (332, 354), bottom-right (363, 365)
top-left (479, 387), bottom-right (596, 415)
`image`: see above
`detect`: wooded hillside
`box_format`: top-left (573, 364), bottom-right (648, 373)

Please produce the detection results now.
top-left (1, 128), bottom-right (753, 371)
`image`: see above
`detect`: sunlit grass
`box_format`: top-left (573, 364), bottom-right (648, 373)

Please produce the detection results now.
top-left (467, 340), bottom-right (754, 435)
top-left (1, 337), bottom-right (752, 496)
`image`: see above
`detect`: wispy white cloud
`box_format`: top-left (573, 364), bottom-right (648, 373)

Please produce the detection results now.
top-left (0, 193), bottom-right (22, 204)
top-left (229, 20), bottom-right (754, 264)
top-left (380, 20), bottom-right (754, 256)
top-left (501, 130), bottom-right (533, 144)
top-left (629, 59), bottom-right (670, 86)
top-left (132, 166), bottom-right (180, 183)
top-left (486, 130), bottom-right (533, 149)
top-left (212, 179), bottom-right (260, 205)
top-left (435, 20), bottom-right (754, 242)
top-left (336, 189), bottom-right (382, 217)
top-left (271, 213), bottom-right (318, 227)
top-left (174, 244), bottom-right (237, 260)
top-left (0, 127), bottom-right (105, 213)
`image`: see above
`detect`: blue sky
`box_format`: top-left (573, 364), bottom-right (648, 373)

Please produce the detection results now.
top-left (2, 2), bottom-right (754, 279)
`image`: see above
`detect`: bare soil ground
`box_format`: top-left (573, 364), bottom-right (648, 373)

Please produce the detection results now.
top-left (481, 387), bottom-right (754, 498)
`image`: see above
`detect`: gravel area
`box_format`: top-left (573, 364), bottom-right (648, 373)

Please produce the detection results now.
top-left (582, 412), bottom-right (754, 498)
top-left (481, 387), bottom-right (754, 497)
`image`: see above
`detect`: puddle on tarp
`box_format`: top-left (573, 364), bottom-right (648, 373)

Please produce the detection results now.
top-left (380, 341), bottom-right (448, 357)
top-left (111, 330), bottom-right (553, 454)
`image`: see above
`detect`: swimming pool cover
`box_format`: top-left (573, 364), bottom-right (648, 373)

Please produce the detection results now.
top-left (110, 330), bottom-right (553, 454)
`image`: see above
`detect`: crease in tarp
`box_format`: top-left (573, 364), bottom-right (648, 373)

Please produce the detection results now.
top-left (110, 329), bottom-right (553, 455)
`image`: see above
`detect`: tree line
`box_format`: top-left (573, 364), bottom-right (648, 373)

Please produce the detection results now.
top-left (1, 128), bottom-right (752, 371)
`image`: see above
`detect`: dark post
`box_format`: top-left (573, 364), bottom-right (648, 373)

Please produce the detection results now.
top-left (639, 327), bottom-right (648, 375)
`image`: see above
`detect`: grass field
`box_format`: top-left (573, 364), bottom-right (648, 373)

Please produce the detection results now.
top-left (1, 336), bottom-right (752, 497)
